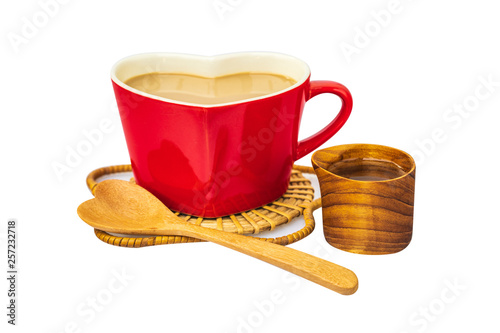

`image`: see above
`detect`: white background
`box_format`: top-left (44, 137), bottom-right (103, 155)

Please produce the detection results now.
top-left (1, 0), bottom-right (499, 332)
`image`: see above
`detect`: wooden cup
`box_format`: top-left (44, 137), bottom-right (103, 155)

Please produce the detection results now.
top-left (312, 144), bottom-right (416, 255)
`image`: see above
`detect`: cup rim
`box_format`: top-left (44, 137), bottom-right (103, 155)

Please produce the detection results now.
top-left (311, 143), bottom-right (416, 183)
top-left (110, 51), bottom-right (311, 108)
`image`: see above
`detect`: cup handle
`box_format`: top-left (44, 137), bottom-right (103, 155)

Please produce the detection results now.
top-left (296, 81), bottom-right (353, 160)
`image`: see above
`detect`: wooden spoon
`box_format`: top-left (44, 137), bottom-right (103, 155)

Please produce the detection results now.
top-left (77, 179), bottom-right (358, 295)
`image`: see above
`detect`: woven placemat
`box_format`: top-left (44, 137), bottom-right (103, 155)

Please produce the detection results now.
top-left (86, 164), bottom-right (320, 247)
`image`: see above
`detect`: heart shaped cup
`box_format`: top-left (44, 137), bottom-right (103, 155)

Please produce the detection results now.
top-left (111, 52), bottom-right (353, 217)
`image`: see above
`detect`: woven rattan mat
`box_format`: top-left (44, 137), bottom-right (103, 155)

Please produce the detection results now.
top-left (86, 165), bottom-right (320, 247)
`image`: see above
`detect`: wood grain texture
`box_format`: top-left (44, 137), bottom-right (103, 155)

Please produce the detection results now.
top-left (77, 179), bottom-right (358, 295)
top-left (312, 144), bottom-right (415, 255)
top-left (86, 165), bottom-right (316, 246)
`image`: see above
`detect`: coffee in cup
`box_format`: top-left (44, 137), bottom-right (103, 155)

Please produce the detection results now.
top-left (124, 72), bottom-right (297, 105)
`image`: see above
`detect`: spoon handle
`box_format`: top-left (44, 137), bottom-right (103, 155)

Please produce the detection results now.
top-left (171, 221), bottom-right (358, 295)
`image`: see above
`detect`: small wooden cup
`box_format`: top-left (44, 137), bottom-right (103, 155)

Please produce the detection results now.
top-left (312, 144), bottom-right (416, 255)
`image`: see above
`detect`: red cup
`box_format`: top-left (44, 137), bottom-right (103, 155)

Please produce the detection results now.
top-left (111, 52), bottom-right (352, 217)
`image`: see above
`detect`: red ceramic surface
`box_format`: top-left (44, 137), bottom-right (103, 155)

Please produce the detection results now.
top-left (111, 52), bottom-right (352, 217)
